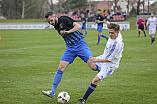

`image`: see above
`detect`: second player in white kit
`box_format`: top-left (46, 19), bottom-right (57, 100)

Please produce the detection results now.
top-left (146, 12), bottom-right (157, 44)
top-left (78, 23), bottom-right (124, 104)
top-left (96, 32), bottom-right (124, 80)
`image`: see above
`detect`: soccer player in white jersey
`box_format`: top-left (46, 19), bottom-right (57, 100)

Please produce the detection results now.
top-left (146, 13), bottom-right (157, 44)
top-left (78, 23), bottom-right (124, 104)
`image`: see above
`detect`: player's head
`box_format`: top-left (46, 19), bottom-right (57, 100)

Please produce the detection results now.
top-left (97, 9), bottom-right (101, 15)
top-left (107, 23), bottom-right (120, 39)
top-left (81, 13), bottom-right (85, 18)
top-left (151, 12), bottom-right (154, 18)
top-left (45, 12), bottom-right (58, 26)
top-left (139, 16), bottom-right (141, 19)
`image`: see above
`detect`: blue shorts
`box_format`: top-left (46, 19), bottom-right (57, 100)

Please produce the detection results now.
top-left (61, 39), bottom-right (92, 63)
top-left (81, 24), bottom-right (86, 30)
top-left (97, 26), bottom-right (103, 32)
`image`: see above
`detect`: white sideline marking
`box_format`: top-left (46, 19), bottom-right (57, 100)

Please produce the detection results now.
top-left (0, 44), bottom-right (64, 52)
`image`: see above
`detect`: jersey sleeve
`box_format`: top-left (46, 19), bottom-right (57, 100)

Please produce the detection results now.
top-left (147, 19), bottom-right (150, 25)
top-left (155, 18), bottom-right (157, 22)
top-left (105, 42), bottom-right (122, 61)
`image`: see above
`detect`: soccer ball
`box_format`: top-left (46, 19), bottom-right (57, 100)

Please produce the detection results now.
top-left (57, 92), bottom-right (70, 103)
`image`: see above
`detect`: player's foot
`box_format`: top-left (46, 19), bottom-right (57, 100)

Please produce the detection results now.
top-left (144, 34), bottom-right (146, 37)
top-left (77, 98), bottom-right (86, 104)
top-left (151, 37), bottom-right (155, 44)
top-left (138, 35), bottom-right (140, 37)
top-left (96, 42), bottom-right (99, 45)
top-left (41, 90), bottom-right (55, 98)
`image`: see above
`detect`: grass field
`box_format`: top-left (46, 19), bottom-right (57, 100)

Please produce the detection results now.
top-left (0, 29), bottom-right (157, 104)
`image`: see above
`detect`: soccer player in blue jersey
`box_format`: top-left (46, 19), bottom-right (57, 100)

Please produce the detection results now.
top-left (80, 13), bottom-right (87, 35)
top-left (41, 12), bottom-right (98, 98)
top-left (94, 9), bottom-right (108, 44)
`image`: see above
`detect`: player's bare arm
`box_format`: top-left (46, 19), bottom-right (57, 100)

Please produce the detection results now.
top-left (89, 57), bottom-right (111, 63)
top-left (96, 20), bottom-right (105, 23)
top-left (60, 22), bottom-right (81, 34)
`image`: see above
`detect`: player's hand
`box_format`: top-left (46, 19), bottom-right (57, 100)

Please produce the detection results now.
top-left (89, 57), bottom-right (97, 63)
top-left (106, 21), bottom-right (110, 25)
top-left (103, 20), bottom-right (107, 23)
top-left (60, 30), bottom-right (70, 34)
top-left (97, 21), bottom-right (100, 23)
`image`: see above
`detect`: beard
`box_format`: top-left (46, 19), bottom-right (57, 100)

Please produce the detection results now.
top-left (54, 19), bottom-right (58, 26)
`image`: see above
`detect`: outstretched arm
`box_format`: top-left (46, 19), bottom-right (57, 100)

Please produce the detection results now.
top-left (60, 22), bottom-right (81, 34)
top-left (88, 57), bottom-right (111, 63)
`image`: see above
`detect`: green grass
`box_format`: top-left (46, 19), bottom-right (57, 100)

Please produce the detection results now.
top-left (0, 29), bottom-right (157, 104)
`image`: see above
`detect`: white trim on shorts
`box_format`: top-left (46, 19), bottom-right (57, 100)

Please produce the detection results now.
top-left (97, 65), bottom-right (114, 80)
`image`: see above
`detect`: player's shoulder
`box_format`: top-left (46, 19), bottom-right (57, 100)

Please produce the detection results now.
top-left (60, 16), bottom-right (73, 20)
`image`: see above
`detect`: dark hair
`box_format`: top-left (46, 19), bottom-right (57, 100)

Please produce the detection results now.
top-left (107, 23), bottom-right (120, 32)
top-left (97, 9), bottom-right (101, 11)
top-left (45, 12), bottom-right (54, 18)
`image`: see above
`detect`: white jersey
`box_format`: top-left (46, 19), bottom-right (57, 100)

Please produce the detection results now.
top-left (96, 33), bottom-right (124, 70)
top-left (147, 17), bottom-right (157, 29)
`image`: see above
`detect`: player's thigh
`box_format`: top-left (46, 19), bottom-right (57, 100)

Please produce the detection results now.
top-left (97, 66), bottom-right (113, 80)
top-left (61, 48), bottom-right (77, 64)
top-left (141, 26), bottom-right (144, 31)
top-left (77, 42), bottom-right (92, 63)
top-left (97, 26), bottom-right (103, 32)
top-left (149, 28), bottom-right (156, 35)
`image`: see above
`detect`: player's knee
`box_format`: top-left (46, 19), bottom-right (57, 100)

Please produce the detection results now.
top-left (92, 78), bottom-right (99, 85)
top-left (87, 62), bottom-right (97, 70)
top-left (58, 64), bottom-right (65, 71)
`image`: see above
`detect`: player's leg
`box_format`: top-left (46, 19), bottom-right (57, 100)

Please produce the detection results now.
top-left (97, 26), bottom-right (101, 44)
top-left (149, 29), bottom-right (156, 44)
top-left (78, 66), bottom-right (113, 103)
top-left (142, 26), bottom-right (146, 37)
top-left (138, 28), bottom-right (141, 37)
top-left (80, 28), bottom-right (82, 33)
top-left (42, 61), bottom-right (69, 98)
top-left (97, 32), bottom-right (101, 44)
top-left (101, 32), bottom-right (108, 40)
top-left (51, 61), bottom-right (69, 93)
top-left (77, 40), bottom-right (100, 71)
top-left (143, 30), bottom-right (146, 37)
top-left (85, 29), bottom-right (87, 36)
top-left (77, 75), bottom-right (99, 104)
top-left (42, 48), bottom-right (76, 98)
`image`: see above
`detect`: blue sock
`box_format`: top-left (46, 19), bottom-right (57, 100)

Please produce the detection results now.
top-left (85, 31), bottom-right (87, 35)
top-left (101, 34), bottom-right (108, 39)
top-left (97, 36), bottom-right (101, 44)
top-left (51, 70), bottom-right (63, 94)
top-left (152, 37), bottom-right (154, 43)
top-left (83, 83), bottom-right (97, 100)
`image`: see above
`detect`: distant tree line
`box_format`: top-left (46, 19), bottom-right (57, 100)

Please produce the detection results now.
top-left (1, 0), bottom-right (88, 19)
top-left (1, 0), bottom-right (156, 19)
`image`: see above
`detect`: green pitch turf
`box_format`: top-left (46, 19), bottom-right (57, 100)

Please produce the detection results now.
top-left (0, 29), bottom-right (157, 104)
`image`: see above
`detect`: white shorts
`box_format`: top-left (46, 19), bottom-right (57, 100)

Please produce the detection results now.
top-left (96, 63), bottom-right (114, 80)
top-left (149, 28), bottom-right (156, 35)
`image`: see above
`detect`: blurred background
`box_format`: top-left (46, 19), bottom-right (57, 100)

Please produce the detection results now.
top-left (0, 0), bottom-right (157, 20)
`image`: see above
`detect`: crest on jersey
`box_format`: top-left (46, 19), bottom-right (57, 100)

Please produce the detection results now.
top-left (59, 23), bottom-right (63, 29)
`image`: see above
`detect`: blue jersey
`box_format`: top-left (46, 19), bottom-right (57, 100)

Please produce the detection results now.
top-left (81, 17), bottom-right (86, 25)
top-left (96, 14), bottom-right (104, 27)
top-left (54, 16), bottom-right (85, 47)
